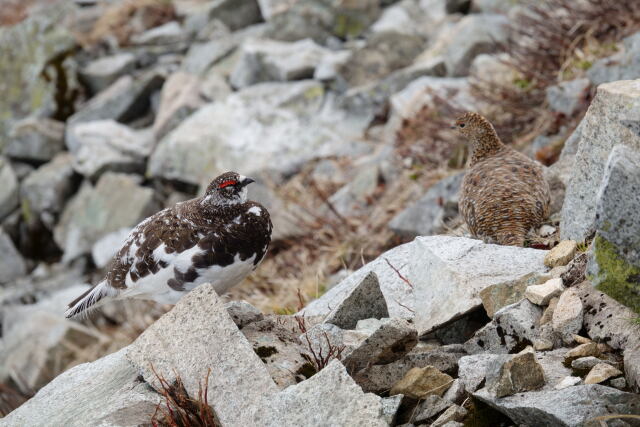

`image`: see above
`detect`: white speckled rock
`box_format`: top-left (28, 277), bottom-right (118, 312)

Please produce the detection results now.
top-left (125, 283), bottom-right (278, 427)
top-left (552, 288), bottom-right (584, 344)
top-left (251, 360), bottom-right (386, 426)
top-left (561, 80), bottom-right (640, 241)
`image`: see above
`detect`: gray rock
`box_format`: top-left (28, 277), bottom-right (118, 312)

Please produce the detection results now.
top-left (131, 21), bottom-right (186, 45)
top-left (486, 352), bottom-right (546, 397)
top-left (79, 53), bottom-right (136, 94)
top-left (353, 348), bottom-right (462, 393)
top-left (561, 79), bottom-right (640, 241)
top-left (443, 14), bottom-right (509, 77)
top-left (592, 144), bottom-right (640, 267)
top-left (257, 0), bottom-right (300, 20)
top-left (0, 227), bottom-right (26, 284)
top-left (587, 32), bottom-right (640, 86)
top-left (68, 73), bottom-right (164, 125)
top-left (343, 317), bottom-right (417, 372)
top-left (571, 356), bottom-right (616, 371)
top-left (610, 377), bottom-right (627, 390)
top-left (0, 290), bottom-right (105, 392)
top-left (414, 395), bottom-right (452, 423)
top-left (480, 272), bottom-right (544, 318)
top-left (201, 0), bottom-right (262, 31)
top-left (431, 404), bottom-right (467, 427)
top-left (182, 35), bottom-right (237, 75)
top-left (251, 360), bottom-right (386, 426)
top-left (20, 153), bottom-right (76, 229)
top-left (303, 236), bottom-right (547, 335)
top-left (126, 283), bottom-right (278, 426)
top-left (0, 157), bottom-right (19, 221)
top-left (148, 80), bottom-right (370, 186)
top-left (0, 3), bottom-right (76, 143)
top-left (241, 316), bottom-right (312, 388)
top-left (465, 300), bottom-right (543, 354)
top-left (546, 78), bottom-right (591, 117)
top-left (388, 172), bottom-right (463, 238)
top-left (381, 394), bottom-right (404, 425)
top-left (474, 384), bottom-right (640, 427)
top-left (0, 348), bottom-right (160, 427)
top-left (471, 0), bottom-right (520, 14)
top-left (225, 300), bottom-right (264, 328)
top-left (66, 120), bottom-right (152, 179)
top-left (325, 159), bottom-right (382, 218)
top-left (552, 288), bottom-right (584, 344)
top-left (324, 271), bottom-right (389, 329)
top-left (555, 376), bottom-right (582, 390)
top-left (573, 282), bottom-right (640, 391)
top-left (6, 118), bottom-right (65, 162)
top-left (230, 38), bottom-right (336, 88)
top-left (153, 72), bottom-right (203, 139)
top-left (54, 173), bottom-right (159, 262)
top-left (263, 0), bottom-right (380, 42)
top-left (443, 378), bottom-right (465, 404)
top-left (91, 228), bottom-right (131, 268)
top-left (458, 353), bottom-right (505, 392)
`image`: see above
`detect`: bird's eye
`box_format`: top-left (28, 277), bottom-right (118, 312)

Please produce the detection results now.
top-left (459, 123), bottom-right (465, 128)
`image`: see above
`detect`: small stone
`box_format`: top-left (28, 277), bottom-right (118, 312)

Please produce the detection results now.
top-left (574, 335), bottom-right (592, 345)
top-left (431, 405), bottom-right (468, 427)
top-left (414, 395), bottom-right (452, 423)
top-left (609, 377), bottom-right (627, 390)
top-left (225, 300), bottom-right (264, 329)
top-left (539, 297), bottom-right (559, 325)
top-left (324, 271), bottom-right (389, 330)
top-left (533, 339), bottom-right (554, 351)
top-left (584, 363), bottom-right (623, 385)
top-left (488, 352), bottom-right (546, 398)
top-left (525, 278), bottom-right (564, 305)
top-left (79, 53), bottom-right (136, 94)
top-left (545, 240), bottom-right (578, 268)
top-left (390, 366), bottom-right (454, 399)
top-left (564, 343), bottom-right (600, 364)
top-left (442, 378), bottom-right (465, 404)
top-left (571, 356), bottom-right (616, 371)
top-left (6, 118), bottom-right (65, 162)
top-left (539, 225), bottom-right (556, 237)
top-left (343, 318), bottom-right (417, 371)
top-left (555, 376), bottom-right (582, 390)
top-left (381, 394), bottom-right (403, 425)
top-left (480, 273), bottom-right (542, 318)
top-left (552, 288), bottom-right (584, 344)
top-left (546, 78), bottom-right (591, 117)
top-left (0, 157), bottom-right (19, 221)
top-left (0, 227), bottom-right (27, 284)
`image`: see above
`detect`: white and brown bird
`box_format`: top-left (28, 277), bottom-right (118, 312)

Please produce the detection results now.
top-left (65, 171), bottom-right (272, 318)
top-left (454, 112), bottom-right (550, 246)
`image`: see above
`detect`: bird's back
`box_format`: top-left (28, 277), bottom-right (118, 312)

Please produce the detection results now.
top-left (459, 146), bottom-right (550, 245)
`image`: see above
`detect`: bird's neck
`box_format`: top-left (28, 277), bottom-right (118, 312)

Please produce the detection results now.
top-left (469, 132), bottom-right (505, 166)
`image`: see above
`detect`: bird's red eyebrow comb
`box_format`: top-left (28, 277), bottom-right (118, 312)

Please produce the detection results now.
top-left (218, 180), bottom-right (237, 188)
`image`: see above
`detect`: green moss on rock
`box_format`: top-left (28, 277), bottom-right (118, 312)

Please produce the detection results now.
top-left (591, 235), bottom-right (640, 314)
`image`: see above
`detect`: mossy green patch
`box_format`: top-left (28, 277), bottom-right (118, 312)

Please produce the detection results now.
top-left (304, 85), bottom-right (324, 100)
top-left (333, 14), bottom-right (364, 39)
top-left (591, 235), bottom-right (640, 315)
top-left (20, 198), bottom-right (32, 224)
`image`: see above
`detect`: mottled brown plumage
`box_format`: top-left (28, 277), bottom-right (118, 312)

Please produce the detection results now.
top-left (454, 112), bottom-right (550, 246)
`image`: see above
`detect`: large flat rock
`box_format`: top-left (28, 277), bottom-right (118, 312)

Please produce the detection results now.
top-left (302, 236), bottom-right (547, 335)
top-left (125, 283), bottom-right (278, 426)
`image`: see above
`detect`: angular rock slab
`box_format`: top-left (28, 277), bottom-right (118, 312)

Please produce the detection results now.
top-left (251, 360), bottom-right (386, 426)
top-left (324, 271), bottom-right (389, 329)
top-left (474, 384), bottom-right (640, 427)
top-left (303, 236), bottom-right (547, 335)
top-left (125, 283), bottom-right (278, 426)
top-left (561, 79), bottom-right (640, 241)
top-left (1, 348), bottom-right (160, 427)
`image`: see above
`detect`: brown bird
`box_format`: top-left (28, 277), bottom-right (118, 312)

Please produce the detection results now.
top-left (453, 112), bottom-right (550, 246)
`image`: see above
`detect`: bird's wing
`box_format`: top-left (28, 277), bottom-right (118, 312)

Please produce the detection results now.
top-left (105, 207), bottom-right (202, 290)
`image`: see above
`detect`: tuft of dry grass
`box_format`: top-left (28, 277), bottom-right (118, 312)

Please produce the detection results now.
top-left (150, 366), bottom-right (220, 427)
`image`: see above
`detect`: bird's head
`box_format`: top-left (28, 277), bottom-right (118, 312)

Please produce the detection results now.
top-left (451, 112), bottom-right (496, 139)
top-left (203, 172), bottom-right (255, 206)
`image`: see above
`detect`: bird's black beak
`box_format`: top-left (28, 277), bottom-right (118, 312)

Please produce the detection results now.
top-left (241, 176), bottom-right (255, 187)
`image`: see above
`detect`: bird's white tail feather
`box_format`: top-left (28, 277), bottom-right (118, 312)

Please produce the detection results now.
top-left (65, 281), bottom-right (118, 319)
